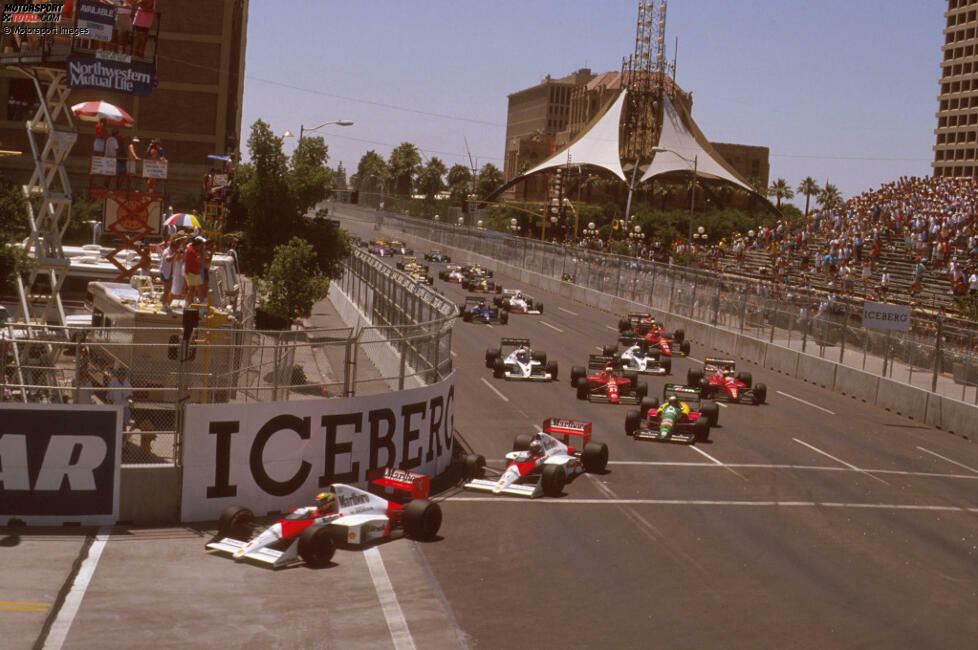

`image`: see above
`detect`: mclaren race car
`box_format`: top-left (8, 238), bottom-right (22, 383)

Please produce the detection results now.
top-left (485, 337), bottom-right (557, 381)
top-left (569, 355), bottom-right (648, 404)
top-left (687, 358), bottom-right (767, 405)
top-left (493, 289), bottom-right (543, 314)
top-left (460, 296), bottom-right (509, 324)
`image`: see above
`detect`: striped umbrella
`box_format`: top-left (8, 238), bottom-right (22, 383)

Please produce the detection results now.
top-left (164, 213), bottom-right (201, 229)
top-left (71, 101), bottom-right (135, 126)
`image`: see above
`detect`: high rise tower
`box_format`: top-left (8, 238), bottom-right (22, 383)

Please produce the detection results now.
top-left (934, 0), bottom-right (978, 178)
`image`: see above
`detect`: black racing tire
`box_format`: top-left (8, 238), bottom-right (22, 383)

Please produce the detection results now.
top-left (537, 303), bottom-right (544, 314)
top-left (673, 329), bottom-right (685, 343)
top-left (403, 499), bottom-right (442, 541)
top-left (623, 370), bottom-right (639, 385)
top-left (602, 344), bottom-right (618, 357)
top-left (462, 311), bottom-right (472, 323)
top-left (700, 401), bottom-right (720, 427)
top-left (463, 453), bottom-right (486, 480)
top-left (493, 357), bottom-right (505, 378)
top-left (461, 280), bottom-right (470, 290)
top-left (753, 383), bottom-right (767, 404)
top-left (736, 371), bottom-right (753, 388)
top-left (687, 368), bottom-right (703, 387)
top-left (618, 318), bottom-right (631, 333)
top-left (680, 340), bottom-right (691, 356)
top-left (217, 505), bottom-right (253, 540)
top-left (499, 312), bottom-right (509, 325)
top-left (625, 410), bottom-right (641, 435)
top-left (661, 358), bottom-right (672, 375)
top-left (570, 365), bottom-right (586, 386)
top-left (298, 525), bottom-right (336, 567)
top-left (650, 348), bottom-right (661, 360)
top-left (575, 377), bottom-right (589, 400)
top-left (445, 256), bottom-right (451, 263)
top-left (694, 418), bottom-right (710, 444)
top-left (532, 350), bottom-right (547, 364)
top-left (546, 360), bottom-right (558, 381)
top-left (485, 347), bottom-right (499, 369)
top-left (513, 433), bottom-right (532, 452)
top-left (493, 296), bottom-right (503, 307)
top-left (635, 381), bottom-right (648, 399)
top-left (641, 396), bottom-right (659, 414)
top-left (582, 442), bottom-right (609, 473)
top-left (541, 464), bottom-right (566, 497)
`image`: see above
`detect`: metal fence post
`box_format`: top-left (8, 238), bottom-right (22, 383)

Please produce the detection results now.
top-left (839, 301), bottom-right (848, 364)
top-left (739, 290), bottom-right (748, 334)
top-left (932, 316), bottom-right (942, 394)
top-left (712, 283), bottom-right (720, 326)
top-left (668, 273), bottom-right (676, 312)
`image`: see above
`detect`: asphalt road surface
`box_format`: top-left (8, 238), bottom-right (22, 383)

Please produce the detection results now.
top-left (5, 209), bottom-right (976, 650)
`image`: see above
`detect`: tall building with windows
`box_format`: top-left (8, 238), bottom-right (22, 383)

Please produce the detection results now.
top-left (934, 0), bottom-right (978, 177)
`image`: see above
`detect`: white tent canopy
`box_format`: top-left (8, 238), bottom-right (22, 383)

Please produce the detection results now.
top-left (640, 94), bottom-right (753, 192)
top-left (523, 90), bottom-right (627, 181)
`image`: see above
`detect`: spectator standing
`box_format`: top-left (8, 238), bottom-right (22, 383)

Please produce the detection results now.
top-left (127, 135), bottom-right (141, 179)
top-left (170, 235), bottom-right (186, 304)
top-left (93, 118), bottom-right (106, 156)
top-left (113, 129), bottom-right (127, 189)
top-left (132, 0), bottom-right (155, 57)
top-left (184, 236), bottom-right (203, 304)
top-left (111, 0), bottom-right (133, 53)
top-left (159, 237), bottom-right (174, 308)
top-left (108, 367), bottom-right (133, 430)
top-left (103, 129), bottom-right (119, 188)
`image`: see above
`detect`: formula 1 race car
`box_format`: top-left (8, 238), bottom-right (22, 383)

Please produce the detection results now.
top-left (617, 312), bottom-right (690, 357)
top-left (463, 418), bottom-right (609, 498)
top-left (369, 243), bottom-right (392, 257)
top-left (461, 276), bottom-right (502, 293)
top-left (493, 288), bottom-right (543, 314)
top-left (570, 355), bottom-right (648, 404)
top-left (424, 250), bottom-right (451, 263)
top-left (485, 337), bottom-right (557, 381)
top-left (407, 269), bottom-right (435, 285)
top-left (459, 295), bottom-right (509, 324)
top-left (624, 384), bottom-right (719, 444)
top-left (388, 239), bottom-right (413, 256)
top-left (687, 358), bottom-right (767, 405)
top-left (205, 469), bottom-right (442, 569)
top-left (461, 264), bottom-right (493, 278)
top-left (395, 256), bottom-right (428, 273)
top-left (438, 264), bottom-right (465, 283)
top-left (601, 337), bottom-right (671, 375)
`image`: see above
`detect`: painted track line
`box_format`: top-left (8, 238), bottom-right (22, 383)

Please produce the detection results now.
top-left (450, 351), bottom-right (457, 358)
top-left (917, 446), bottom-right (978, 474)
top-left (715, 401), bottom-right (727, 408)
top-left (540, 321), bottom-right (563, 333)
top-left (686, 356), bottom-right (703, 364)
top-left (603, 460), bottom-right (978, 480)
top-left (364, 547), bottom-right (416, 650)
top-left (480, 377), bottom-right (509, 402)
top-left (44, 527), bottom-right (110, 650)
top-left (605, 325), bottom-right (619, 332)
top-left (557, 306), bottom-right (578, 316)
top-left (689, 446), bottom-right (747, 481)
top-left (794, 438), bottom-right (888, 484)
top-left (776, 390), bottom-right (835, 415)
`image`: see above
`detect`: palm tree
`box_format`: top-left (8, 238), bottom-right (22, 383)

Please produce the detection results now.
top-left (352, 150), bottom-right (389, 200)
top-left (476, 163), bottom-right (504, 200)
top-left (797, 177), bottom-right (820, 216)
top-left (388, 142), bottom-right (421, 198)
top-left (767, 178), bottom-right (794, 209)
top-left (817, 182), bottom-right (842, 210)
top-left (447, 164), bottom-right (472, 205)
top-left (416, 157), bottom-right (448, 201)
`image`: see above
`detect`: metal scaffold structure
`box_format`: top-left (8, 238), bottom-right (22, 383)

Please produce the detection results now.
top-left (620, 0), bottom-right (668, 166)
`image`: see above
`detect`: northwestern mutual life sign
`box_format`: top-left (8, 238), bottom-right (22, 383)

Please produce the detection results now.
top-left (67, 56), bottom-right (154, 96)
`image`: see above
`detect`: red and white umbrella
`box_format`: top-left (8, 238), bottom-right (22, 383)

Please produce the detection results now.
top-left (164, 213), bottom-right (202, 229)
top-left (71, 101), bottom-right (134, 126)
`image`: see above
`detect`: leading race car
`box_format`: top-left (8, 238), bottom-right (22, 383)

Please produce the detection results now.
top-left (624, 384), bottom-right (719, 444)
top-left (424, 250), bottom-right (451, 263)
top-left (459, 295), bottom-right (509, 324)
top-left (369, 243), bottom-right (392, 257)
top-left (463, 418), bottom-right (609, 498)
top-left (395, 256), bottom-right (428, 273)
top-left (388, 239), bottom-right (413, 256)
top-left (493, 289), bottom-right (543, 314)
top-left (617, 312), bottom-right (690, 357)
top-left (438, 264), bottom-right (465, 283)
top-left (602, 337), bottom-right (671, 375)
top-left (485, 337), bottom-right (557, 381)
top-left (687, 358), bottom-right (767, 405)
top-left (461, 275), bottom-right (502, 293)
top-left (570, 355), bottom-right (648, 404)
top-left (205, 469), bottom-right (442, 569)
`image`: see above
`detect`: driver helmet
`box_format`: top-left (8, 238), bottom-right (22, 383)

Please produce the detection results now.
top-left (315, 491), bottom-right (337, 514)
top-left (633, 345), bottom-right (645, 358)
top-left (516, 346), bottom-right (529, 362)
top-left (667, 395), bottom-right (679, 408)
top-left (528, 439), bottom-right (544, 457)
top-left (604, 362), bottom-right (615, 373)
top-left (514, 291), bottom-right (522, 300)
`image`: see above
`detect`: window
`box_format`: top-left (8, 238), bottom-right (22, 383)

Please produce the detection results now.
top-left (6, 79), bottom-right (38, 122)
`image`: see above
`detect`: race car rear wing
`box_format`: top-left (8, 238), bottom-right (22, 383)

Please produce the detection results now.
top-left (586, 354), bottom-right (622, 370)
top-left (625, 311), bottom-right (653, 319)
top-left (663, 383), bottom-right (702, 402)
top-left (543, 418), bottom-right (592, 446)
top-left (463, 295), bottom-right (492, 304)
top-left (501, 337), bottom-right (532, 347)
top-left (704, 357), bottom-right (736, 368)
top-left (367, 467), bottom-right (431, 502)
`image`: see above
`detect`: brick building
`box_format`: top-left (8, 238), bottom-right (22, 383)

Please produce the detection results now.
top-left (934, 0), bottom-right (978, 177)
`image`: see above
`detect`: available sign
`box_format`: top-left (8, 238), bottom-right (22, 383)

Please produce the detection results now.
top-left (0, 404), bottom-right (121, 525)
top-left (76, 0), bottom-right (114, 41)
top-left (180, 373), bottom-right (456, 522)
top-left (862, 301), bottom-right (911, 331)
top-left (67, 56), bottom-right (155, 96)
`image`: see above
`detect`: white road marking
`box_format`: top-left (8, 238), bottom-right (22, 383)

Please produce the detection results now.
top-left (715, 402), bottom-right (727, 408)
top-left (605, 325), bottom-right (619, 332)
top-left (486, 324), bottom-right (493, 329)
top-left (558, 307), bottom-right (578, 316)
top-left (686, 356), bottom-right (703, 364)
top-left (450, 351), bottom-right (457, 358)
top-left (594, 346), bottom-right (603, 351)
top-left (364, 546), bottom-right (416, 650)
top-left (917, 446), bottom-right (978, 474)
top-left (776, 390), bottom-right (836, 415)
top-left (447, 496), bottom-right (978, 513)
top-left (540, 321), bottom-right (563, 333)
top-left (794, 438), bottom-right (888, 484)
top-left (688, 446), bottom-right (747, 481)
top-left (603, 460), bottom-right (978, 481)
top-left (586, 472), bottom-right (619, 500)
top-left (44, 527), bottom-right (110, 650)
top-left (480, 377), bottom-right (509, 402)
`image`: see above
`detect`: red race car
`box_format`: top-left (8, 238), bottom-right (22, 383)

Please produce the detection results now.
top-left (687, 358), bottom-right (767, 405)
top-left (617, 312), bottom-right (690, 357)
top-left (570, 355), bottom-right (648, 404)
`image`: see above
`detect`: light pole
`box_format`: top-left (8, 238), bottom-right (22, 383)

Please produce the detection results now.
top-left (652, 147), bottom-right (698, 244)
top-left (283, 120), bottom-right (354, 142)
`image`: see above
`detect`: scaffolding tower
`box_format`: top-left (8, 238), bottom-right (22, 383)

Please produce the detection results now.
top-left (620, 0), bottom-right (669, 166)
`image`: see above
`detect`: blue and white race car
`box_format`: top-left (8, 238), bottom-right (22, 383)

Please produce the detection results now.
top-left (459, 295), bottom-right (508, 324)
top-left (602, 337), bottom-right (671, 375)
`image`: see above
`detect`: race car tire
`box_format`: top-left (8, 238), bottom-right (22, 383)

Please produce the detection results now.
top-left (493, 358), bottom-right (505, 378)
top-left (463, 454), bottom-right (486, 479)
top-left (635, 381), bottom-right (648, 399)
top-left (487, 270), bottom-right (494, 278)
top-left (694, 418), bottom-right (711, 443)
top-left (541, 464), bottom-right (566, 497)
top-left (625, 410), bottom-right (641, 435)
top-left (570, 366), bottom-right (586, 386)
top-left (575, 377), bottom-right (589, 400)
top-left (753, 383), bottom-right (767, 404)
top-left (462, 311), bottom-right (472, 323)
top-left (485, 347), bottom-right (500, 369)
top-left (582, 442), bottom-right (609, 473)
top-left (493, 296), bottom-right (503, 307)
top-left (513, 433), bottom-right (532, 452)
top-left (650, 348), bottom-right (661, 360)
top-left (680, 340), bottom-right (691, 356)
top-left (673, 329), bottom-right (685, 343)
top-left (736, 371), bottom-right (753, 387)
top-left (640, 396), bottom-right (658, 414)
top-left (537, 303), bottom-right (544, 314)
top-left (546, 360), bottom-right (559, 381)
top-left (404, 499), bottom-right (442, 541)
top-left (426, 277), bottom-right (434, 285)
top-left (700, 401), bottom-right (720, 427)
top-left (446, 256), bottom-right (451, 263)
top-left (298, 525), bottom-right (336, 567)
top-left (532, 350), bottom-right (547, 364)
top-left (623, 370), bottom-right (639, 385)
top-left (661, 358), bottom-right (672, 375)
top-left (687, 368), bottom-right (703, 387)
top-left (217, 505), bottom-right (254, 540)
top-left (461, 280), bottom-right (470, 290)
top-left (500, 312), bottom-right (509, 325)
top-left (602, 344), bottom-right (618, 357)
top-left (618, 318), bottom-right (631, 333)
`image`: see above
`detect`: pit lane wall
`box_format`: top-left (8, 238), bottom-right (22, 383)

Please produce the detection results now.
top-left (358, 209), bottom-right (975, 439)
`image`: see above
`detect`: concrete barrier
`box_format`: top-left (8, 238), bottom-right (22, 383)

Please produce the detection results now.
top-left (711, 328), bottom-right (739, 356)
top-left (796, 353), bottom-right (837, 389)
top-left (764, 345), bottom-right (799, 376)
top-left (875, 376), bottom-right (928, 421)
top-left (119, 465), bottom-right (181, 524)
top-left (833, 365), bottom-right (880, 403)
top-left (928, 395), bottom-right (971, 436)
top-left (737, 335), bottom-right (768, 366)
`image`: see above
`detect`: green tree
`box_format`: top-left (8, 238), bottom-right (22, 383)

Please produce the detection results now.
top-left (797, 176), bottom-right (820, 216)
top-left (351, 150), bottom-right (389, 199)
top-left (446, 164), bottom-right (472, 205)
top-left (767, 178), bottom-right (794, 208)
top-left (0, 180), bottom-right (31, 296)
top-left (416, 157), bottom-right (447, 201)
top-left (288, 135), bottom-right (333, 216)
top-left (817, 182), bottom-right (842, 209)
top-left (388, 142), bottom-right (421, 198)
top-left (476, 163), bottom-right (504, 200)
top-left (257, 237), bottom-right (331, 320)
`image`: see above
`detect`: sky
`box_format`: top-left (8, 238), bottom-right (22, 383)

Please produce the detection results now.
top-left (240, 0), bottom-right (946, 207)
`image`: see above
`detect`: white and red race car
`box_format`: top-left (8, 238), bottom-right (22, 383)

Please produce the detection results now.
top-left (438, 263), bottom-right (465, 283)
top-left (206, 469), bottom-right (442, 568)
top-left (463, 419), bottom-right (608, 498)
top-left (493, 289), bottom-right (543, 314)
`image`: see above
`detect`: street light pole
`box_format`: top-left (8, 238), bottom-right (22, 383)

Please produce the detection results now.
top-left (652, 147), bottom-right (697, 244)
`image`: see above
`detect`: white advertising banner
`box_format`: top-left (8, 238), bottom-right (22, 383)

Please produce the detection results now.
top-left (90, 155), bottom-right (116, 176)
top-left (181, 372), bottom-right (456, 522)
top-left (862, 301), bottom-right (911, 331)
top-left (142, 159), bottom-right (168, 179)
